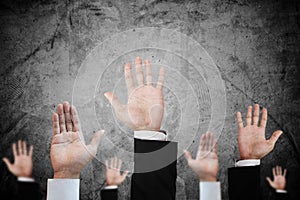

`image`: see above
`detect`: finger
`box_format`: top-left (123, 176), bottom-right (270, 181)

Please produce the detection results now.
top-left (28, 145), bottom-right (33, 157)
top-left (260, 108), bottom-right (268, 128)
top-left (268, 130), bottom-right (283, 148)
top-left (276, 166), bottom-right (279, 175)
top-left (52, 113), bottom-right (60, 135)
top-left (200, 134), bottom-right (206, 151)
top-left (209, 132), bottom-right (214, 152)
top-left (246, 106), bottom-right (252, 126)
top-left (117, 158), bottom-right (122, 171)
top-left (279, 166), bottom-right (282, 175)
top-left (89, 130), bottom-right (104, 152)
top-left (18, 140), bottom-right (22, 155)
top-left (23, 141), bottom-right (27, 155)
top-left (184, 150), bottom-right (193, 161)
top-left (156, 67), bottom-right (165, 91)
top-left (57, 104), bottom-right (66, 133)
top-left (124, 63), bottom-right (134, 93)
top-left (236, 112), bottom-right (244, 129)
top-left (212, 136), bottom-right (218, 153)
top-left (2, 158), bottom-right (13, 171)
top-left (121, 170), bottom-right (129, 181)
top-left (266, 177), bottom-right (273, 185)
top-left (110, 158), bottom-right (114, 169)
top-left (204, 133), bottom-right (210, 151)
top-left (63, 101), bottom-right (73, 132)
top-left (145, 60), bottom-right (153, 86)
top-left (12, 143), bottom-right (17, 157)
top-left (105, 160), bottom-right (109, 170)
top-left (104, 92), bottom-right (124, 113)
top-left (272, 167), bottom-right (276, 177)
top-left (135, 57), bottom-right (144, 86)
top-left (283, 169), bottom-right (287, 177)
top-left (113, 157), bottom-right (117, 169)
top-left (70, 105), bottom-right (82, 132)
top-left (253, 104), bottom-right (260, 126)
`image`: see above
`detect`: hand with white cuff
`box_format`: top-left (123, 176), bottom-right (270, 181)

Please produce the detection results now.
top-left (236, 104), bottom-right (282, 160)
top-left (184, 132), bottom-right (218, 182)
top-left (105, 157), bottom-right (129, 187)
top-left (266, 166), bottom-right (287, 191)
top-left (51, 101), bottom-right (104, 178)
top-left (104, 57), bottom-right (165, 131)
top-left (3, 140), bottom-right (34, 178)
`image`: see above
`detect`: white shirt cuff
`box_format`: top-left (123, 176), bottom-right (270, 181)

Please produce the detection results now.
top-left (134, 131), bottom-right (167, 141)
top-left (276, 189), bottom-right (287, 193)
top-left (18, 177), bottom-right (35, 182)
top-left (47, 179), bottom-right (80, 200)
top-left (235, 159), bottom-right (260, 167)
top-left (200, 182), bottom-right (221, 200)
top-left (104, 185), bottom-right (118, 189)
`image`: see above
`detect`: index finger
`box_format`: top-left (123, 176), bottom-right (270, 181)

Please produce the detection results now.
top-left (156, 67), bottom-right (165, 91)
top-left (236, 112), bottom-right (244, 129)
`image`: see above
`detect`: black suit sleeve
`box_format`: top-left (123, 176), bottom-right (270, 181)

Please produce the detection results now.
top-left (275, 192), bottom-right (290, 200)
top-left (130, 138), bottom-right (177, 200)
top-left (17, 181), bottom-right (39, 200)
top-left (228, 165), bottom-right (261, 200)
top-left (101, 188), bottom-right (118, 200)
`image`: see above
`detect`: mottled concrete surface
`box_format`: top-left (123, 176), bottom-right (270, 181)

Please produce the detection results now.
top-left (0, 0), bottom-right (300, 200)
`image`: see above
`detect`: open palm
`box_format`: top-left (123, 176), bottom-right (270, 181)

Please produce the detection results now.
top-left (266, 166), bottom-right (287, 190)
top-left (3, 140), bottom-right (33, 178)
top-left (185, 132), bottom-right (218, 182)
top-left (237, 104), bottom-right (282, 159)
top-left (105, 157), bottom-right (128, 186)
top-left (51, 102), bottom-right (103, 178)
top-left (104, 57), bottom-right (165, 131)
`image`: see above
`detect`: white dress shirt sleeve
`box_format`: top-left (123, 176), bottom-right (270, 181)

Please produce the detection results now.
top-left (235, 159), bottom-right (260, 167)
top-left (47, 179), bottom-right (80, 200)
top-left (199, 182), bottom-right (221, 200)
top-left (134, 130), bottom-right (167, 141)
top-left (18, 177), bottom-right (35, 182)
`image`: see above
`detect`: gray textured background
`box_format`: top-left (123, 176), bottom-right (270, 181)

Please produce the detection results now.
top-left (0, 0), bottom-right (300, 199)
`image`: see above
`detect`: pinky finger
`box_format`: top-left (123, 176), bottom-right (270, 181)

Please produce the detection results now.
top-left (28, 145), bottom-right (34, 157)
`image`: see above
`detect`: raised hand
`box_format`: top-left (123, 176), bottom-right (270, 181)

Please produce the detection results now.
top-left (104, 57), bottom-right (165, 131)
top-left (105, 157), bottom-right (128, 186)
top-left (266, 166), bottom-right (287, 190)
top-left (236, 104), bottom-right (282, 160)
top-left (184, 132), bottom-right (218, 182)
top-left (3, 140), bottom-right (33, 178)
top-left (51, 101), bottom-right (104, 178)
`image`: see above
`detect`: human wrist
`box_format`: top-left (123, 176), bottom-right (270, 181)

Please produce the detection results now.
top-left (199, 175), bottom-right (217, 182)
top-left (53, 170), bottom-right (80, 179)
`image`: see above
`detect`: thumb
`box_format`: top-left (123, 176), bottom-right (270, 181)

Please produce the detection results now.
top-left (2, 158), bottom-right (13, 171)
top-left (184, 150), bottom-right (193, 162)
top-left (269, 130), bottom-right (283, 147)
top-left (88, 130), bottom-right (105, 152)
top-left (266, 177), bottom-right (274, 187)
top-left (121, 170), bottom-right (129, 181)
top-left (104, 92), bottom-right (123, 112)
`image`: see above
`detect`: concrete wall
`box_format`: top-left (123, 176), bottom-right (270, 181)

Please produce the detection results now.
top-left (0, 0), bottom-right (299, 199)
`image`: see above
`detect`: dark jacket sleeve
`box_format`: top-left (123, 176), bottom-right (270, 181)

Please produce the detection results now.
top-left (275, 191), bottom-right (290, 200)
top-left (17, 181), bottom-right (39, 200)
top-left (101, 188), bottom-right (118, 200)
top-left (228, 165), bottom-right (261, 200)
top-left (130, 138), bottom-right (177, 200)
